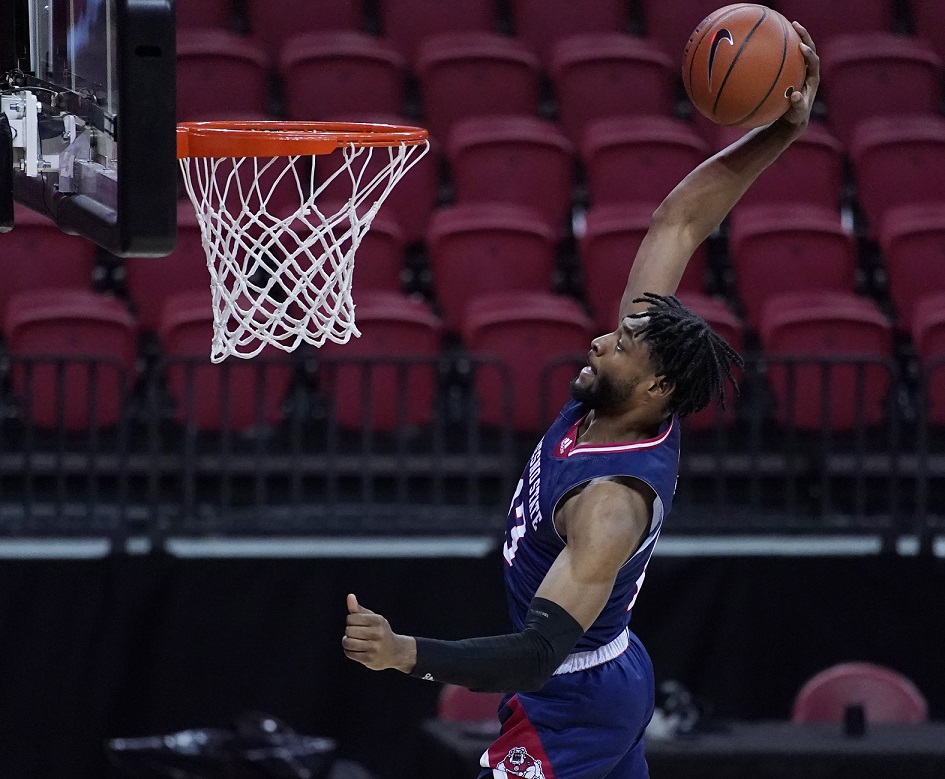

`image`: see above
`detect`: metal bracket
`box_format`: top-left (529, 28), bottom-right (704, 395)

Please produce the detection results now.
top-left (0, 112), bottom-right (12, 231)
top-left (0, 89), bottom-right (48, 176)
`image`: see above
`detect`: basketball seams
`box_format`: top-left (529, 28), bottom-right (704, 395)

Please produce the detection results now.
top-left (729, 11), bottom-right (791, 127)
top-left (684, 4), bottom-right (752, 98)
top-left (711, 7), bottom-right (768, 118)
top-left (683, 4), bottom-right (807, 128)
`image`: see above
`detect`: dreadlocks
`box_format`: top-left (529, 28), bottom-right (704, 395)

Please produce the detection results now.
top-left (626, 293), bottom-right (744, 418)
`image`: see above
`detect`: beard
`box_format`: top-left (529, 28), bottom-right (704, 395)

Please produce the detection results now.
top-left (569, 371), bottom-right (636, 413)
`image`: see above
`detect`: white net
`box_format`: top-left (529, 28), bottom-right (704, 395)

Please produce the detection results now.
top-left (179, 140), bottom-right (429, 362)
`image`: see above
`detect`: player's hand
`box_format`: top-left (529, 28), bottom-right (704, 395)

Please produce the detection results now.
top-left (342, 594), bottom-right (416, 673)
top-left (782, 21), bottom-right (820, 130)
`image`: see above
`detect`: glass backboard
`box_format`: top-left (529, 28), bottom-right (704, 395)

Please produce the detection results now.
top-left (0, 0), bottom-right (176, 256)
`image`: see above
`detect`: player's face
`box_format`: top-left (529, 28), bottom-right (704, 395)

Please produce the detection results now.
top-left (570, 321), bottom-right (660, 413)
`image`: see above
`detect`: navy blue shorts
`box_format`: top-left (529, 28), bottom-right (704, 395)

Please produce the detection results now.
top-left (478, 632), bottom-right (655, 779)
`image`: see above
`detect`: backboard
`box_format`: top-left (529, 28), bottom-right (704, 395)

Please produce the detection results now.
top-left (0, 0), bottom-right (176, 256)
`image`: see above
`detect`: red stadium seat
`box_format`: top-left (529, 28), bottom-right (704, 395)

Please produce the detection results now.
top-left (579, 204), bottom-right (706, 333)
top-left (879, 204), bottom-right (945, 330)
top-left (158, 291), bottom-right (295, 432)
top-left (819, 34), bottom-right (943, 145)
top-left (246, 0), bottom-right (362, 59)
top-left (176, 30), bottom-right (271, 120)
top-left (850, 116), bottom-right (945, 239)
top-left (912, 292), bottom-right (945, 426)
top-left (638, 0), bottom-right (727, 59)
top-left (0, 206), bottom-right (97, 325)
top-left (378, 0), bottom-right (495, 64)
top-left (675, 292), bottom-right (744, 431)
top-left (314, 116), bottom-right (441, 244)
top-left (437, 684), bottom-right (503, 722)
top-left (415, 33), bottom-right (541, 143)
top-left (124, 202), bottom-right (210, 334)
top-left (580, 117), bottom-right (710, 208)
top-left (911, 0), bottom-right (945, 61)
top-left (279, 33), bottom-right (406, 121)
top-left (446, 116), bottom-right (575, 231)
top-left (509, 0), bottom-right (626, 64)
top-left (792, 662), bottom-right (928, 723)
top-left (549, 34), bottom-right (676, 143)
top-left (759, 292), bottom-right (893, 431)
top-left (317, 291), bottom-right (442, 431)
top-left (427, 204), bottom-right (557, 332)
top-left (774, 0), bottom-right (896, 46)
top-left (4, 290), bottom-right (138, 431)
top-left (728, 205), bottom-right (858, 330)
top-left (717, 122), bottom-right (844, 213)
top-left (463, 292), bottom-right (594, 432)
top-left (175, 0), bottom-right (232, 30)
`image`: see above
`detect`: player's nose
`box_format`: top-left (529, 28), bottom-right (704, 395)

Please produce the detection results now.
top-left (590, 331), bottom-right (616, 354)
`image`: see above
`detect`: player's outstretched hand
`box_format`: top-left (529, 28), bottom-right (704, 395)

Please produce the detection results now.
top-left (782, 21), bottom-right (820, 130)
top-left (342, 593), bottom-right (416, 673)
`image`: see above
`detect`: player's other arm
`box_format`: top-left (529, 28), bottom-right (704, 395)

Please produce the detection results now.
top-left (620, 21), bottom-right (820, 317)
top-left (341, 480), bottom-right (650, 693)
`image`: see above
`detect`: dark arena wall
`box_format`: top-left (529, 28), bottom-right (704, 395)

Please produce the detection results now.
top-left (2, 552), bottom-right (944, 779)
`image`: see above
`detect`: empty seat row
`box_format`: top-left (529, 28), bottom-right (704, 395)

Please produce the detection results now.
top-left (6, 287), bottom-right (945, 434)
top-left (175, 104), bottom-right (945, 242)
top-left (645, 0), bottom-right (901, 56)
top-left (6, 190), bottom-right (945, 354)
top-left (176, 28), bottom-right (945, 151)
top-left (177, 0), bottom-right (932, 62)
top-left (1, 287), bottom-right (292, 432)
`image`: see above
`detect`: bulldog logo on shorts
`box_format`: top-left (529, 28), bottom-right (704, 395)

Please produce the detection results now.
top-left (497, 747), bottom-right (545, 779)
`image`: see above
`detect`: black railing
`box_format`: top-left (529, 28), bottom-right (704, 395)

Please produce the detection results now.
top-left (916, 355), bottom-right (945, 548)
top-left (0, 351), bottom-right (942, 551)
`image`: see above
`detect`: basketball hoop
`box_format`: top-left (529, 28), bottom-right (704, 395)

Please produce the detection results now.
top-left (176, 121), bottom-right (430, 362)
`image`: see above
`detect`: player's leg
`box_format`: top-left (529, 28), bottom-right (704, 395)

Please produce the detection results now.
top-left (602, 737), bottom-right (649, 779)
top-left (479, 636), bottom-right (655, 779)
top-left (601, 633), bottom-right (657, 779)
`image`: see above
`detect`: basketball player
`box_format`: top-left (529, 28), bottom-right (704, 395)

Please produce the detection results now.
top-left (344, 22), bottom-right (819, 779)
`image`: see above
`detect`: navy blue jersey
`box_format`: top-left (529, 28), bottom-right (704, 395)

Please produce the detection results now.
top-left (501, 400), bottom-right (680, 652)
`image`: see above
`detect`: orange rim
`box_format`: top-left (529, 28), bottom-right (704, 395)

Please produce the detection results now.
top-left (177, 121), bottom-right (429, 159)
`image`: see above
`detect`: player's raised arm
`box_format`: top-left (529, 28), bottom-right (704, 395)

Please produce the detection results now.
top-left (619, 21), bottom-right (820, 317)
top-left (341, 480), bottom-right (650, 693)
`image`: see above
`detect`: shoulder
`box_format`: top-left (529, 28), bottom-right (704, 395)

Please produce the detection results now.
top-left (557, 476), bottom-right (653, 550)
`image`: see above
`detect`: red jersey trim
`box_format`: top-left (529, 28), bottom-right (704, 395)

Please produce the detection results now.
top-left (553, 415), bottom-right (675, 458)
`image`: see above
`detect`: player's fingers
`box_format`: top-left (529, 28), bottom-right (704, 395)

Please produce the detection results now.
top-left (341, 636), bottom-right (376, 657)
top-left (792, 21), bottom-right (816, 53)
top-left (346, 593), bottom-right (376, 615)
top-left (800, 44), bottom-right (820, 80)
top-left (344, 625), bottom-right (381, 641)
top-left (346, 612), bottom-right (383, 628)
top-left (343, 647), bottom-right (370, 664)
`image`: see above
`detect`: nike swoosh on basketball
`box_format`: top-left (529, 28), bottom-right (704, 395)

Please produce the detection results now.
top-left (708, 29), bottom-right (735, 89)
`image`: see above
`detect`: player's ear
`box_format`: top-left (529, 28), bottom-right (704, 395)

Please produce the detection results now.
top-left (647, 376), bottom-right (674, 403)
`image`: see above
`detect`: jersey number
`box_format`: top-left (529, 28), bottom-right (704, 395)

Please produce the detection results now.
top-left (503, 478), bottom-right (525, 565)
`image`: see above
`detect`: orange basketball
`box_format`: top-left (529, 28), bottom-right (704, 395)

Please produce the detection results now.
top-left (682, 4), bottom-right (807, 129)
